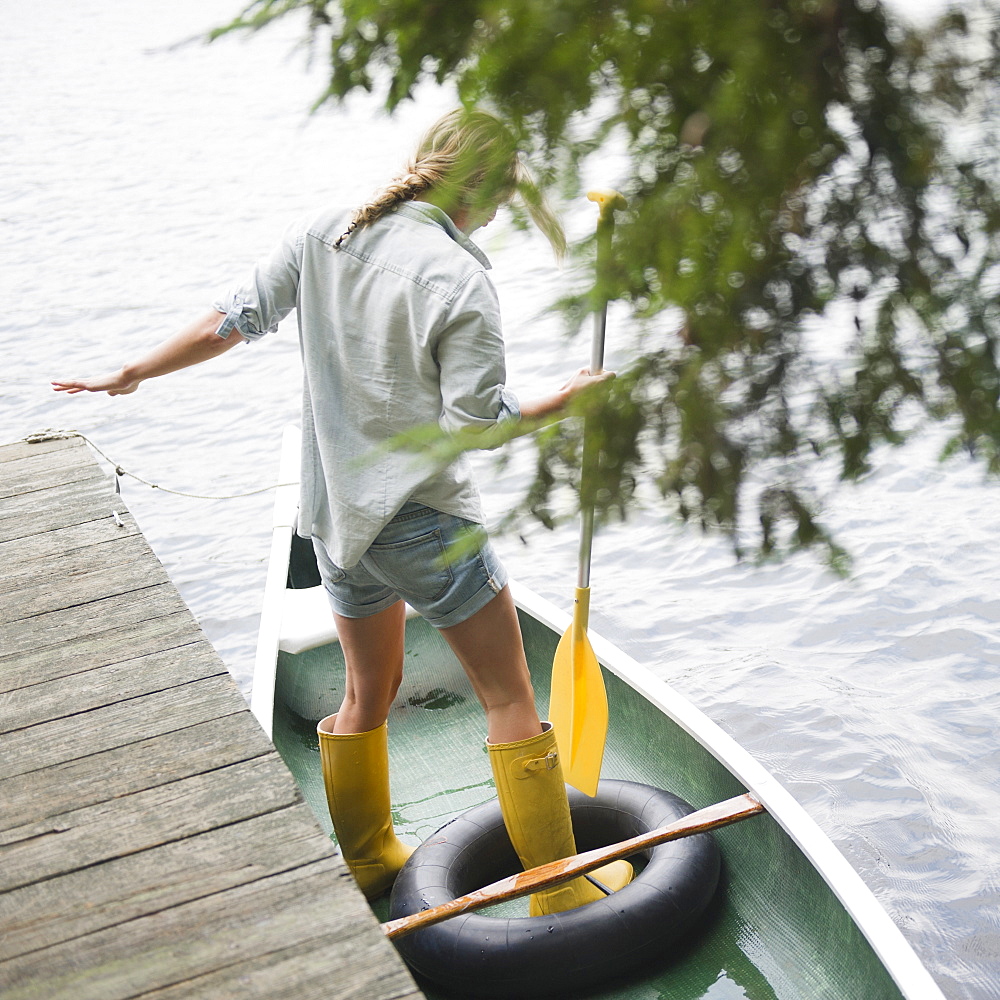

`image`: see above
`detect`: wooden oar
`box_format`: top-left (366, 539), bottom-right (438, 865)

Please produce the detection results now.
top-left (550, 189), bottom-right (628, 796)
top-left (382, 792), bottom-right (764, 941)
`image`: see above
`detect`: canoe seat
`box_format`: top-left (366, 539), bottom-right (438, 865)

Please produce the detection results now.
top-left (279, 587), bottom-right (339, 654)
top-left (278, 586), bottom-right (417, 654)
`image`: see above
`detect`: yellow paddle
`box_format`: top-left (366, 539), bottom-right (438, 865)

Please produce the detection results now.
top-left (550, 189), bottom-right (627, 796)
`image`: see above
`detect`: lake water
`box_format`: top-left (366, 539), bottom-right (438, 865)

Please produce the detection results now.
top-left (3, 2), bottom-right (998, 997)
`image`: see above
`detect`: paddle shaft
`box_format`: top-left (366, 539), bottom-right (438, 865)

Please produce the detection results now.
top-left (382, 793), bottom-right (764, 941)
top-left (578, 192), bottom-right (622, 591)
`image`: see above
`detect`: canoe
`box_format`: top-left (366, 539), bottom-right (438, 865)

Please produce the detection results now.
top-left (252, 426), bottom-right (945, 1000)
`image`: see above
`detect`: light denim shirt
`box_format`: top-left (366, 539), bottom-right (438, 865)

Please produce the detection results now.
top-left (212, 202), bottom-right (519, 569)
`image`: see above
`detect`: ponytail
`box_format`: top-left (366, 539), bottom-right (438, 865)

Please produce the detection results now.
top-left (336, 109), bottom-right (565, 260)
top-left (334, 167), bottom-right (434, 248)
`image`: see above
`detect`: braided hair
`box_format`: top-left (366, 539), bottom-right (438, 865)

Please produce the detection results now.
top-left (335, 109), bottom-right (565, 258)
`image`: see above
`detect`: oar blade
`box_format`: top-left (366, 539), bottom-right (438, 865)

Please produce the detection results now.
top-left (550, 623), bottom-right (608, 797)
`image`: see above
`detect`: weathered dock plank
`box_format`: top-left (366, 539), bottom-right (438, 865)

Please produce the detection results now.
top-left (0, 478), bottom-right (121, 541)
top-left (0, 437), bottom-right (424, 1000)
top-left (0, 435), bottom-right (82, 463)
top-left (129, 932), bottom-right (416, 1000)
top-left (0, 611), bottom-right (203, 692)
top-left (1, 640), bottom-right (225, 735)
top-left (0, 715), bottom-right (271, 831)
top-left (1, 542), bottom-right (171, 621)
top-left (0, 510), bottom-right (141, 564)
top-left (0, 860), bottom-right (357, 1000)
top-left (0, 447), bottom-right (103, 500)
top-left (1, 755), bottom-right (304, 890)
top-left (0, 582), bottom-right (190, 657)
top-left (0, 808), bottom-right (331, 961)
top-left (1, 672), bottom-right (242, 780)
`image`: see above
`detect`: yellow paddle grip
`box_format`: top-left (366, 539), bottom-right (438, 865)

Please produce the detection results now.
top-left (587, 189), bottom-right (628, 221)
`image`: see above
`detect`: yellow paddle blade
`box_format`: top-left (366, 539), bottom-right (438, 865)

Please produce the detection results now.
top-left (549, 588), bottom-right (608, 797)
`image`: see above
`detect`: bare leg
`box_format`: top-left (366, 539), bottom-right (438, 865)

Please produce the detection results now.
top-left (440, 585), bottom-right (542, 744)
top-left (332, 601), bottom-right (407, 735)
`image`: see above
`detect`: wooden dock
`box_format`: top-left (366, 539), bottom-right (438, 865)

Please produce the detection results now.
top-left (0, 435), bottom-right (425, 1000)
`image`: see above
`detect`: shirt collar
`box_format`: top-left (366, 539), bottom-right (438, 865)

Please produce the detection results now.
top-left (396, 201), bottom-right (492, 270)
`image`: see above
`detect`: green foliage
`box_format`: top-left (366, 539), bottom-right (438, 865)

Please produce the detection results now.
top-left (214, 0), bottom-right (1000, 565)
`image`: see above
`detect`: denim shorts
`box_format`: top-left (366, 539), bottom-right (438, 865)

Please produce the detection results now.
top-left (312, 503), bottom-right (508, 629)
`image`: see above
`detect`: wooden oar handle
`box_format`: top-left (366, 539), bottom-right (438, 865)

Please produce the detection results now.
top-left (382, 793), bottom-right (764, 941)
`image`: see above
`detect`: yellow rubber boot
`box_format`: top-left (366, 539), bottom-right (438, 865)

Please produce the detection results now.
top-left (317, 714), bottom-right (414, 900)
top-left (488, 723), bottom-right (633, 916)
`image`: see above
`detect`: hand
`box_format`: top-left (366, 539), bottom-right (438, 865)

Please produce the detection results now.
top-left (51, 369), bottom-right (141, 396)
top-left (559, 366), bottom-right (616, 400)
top-left (518, 367), bottom-right (616, 420)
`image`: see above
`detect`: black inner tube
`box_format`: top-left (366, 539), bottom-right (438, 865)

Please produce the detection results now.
top-left (389, 780), bottom-right (722, 999)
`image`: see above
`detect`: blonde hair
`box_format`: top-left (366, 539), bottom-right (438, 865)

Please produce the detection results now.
top-left (336, 108), bottom-right (565, 258)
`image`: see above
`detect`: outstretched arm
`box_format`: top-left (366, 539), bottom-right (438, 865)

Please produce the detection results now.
top-left (52, 310), bottom-right (242, 396)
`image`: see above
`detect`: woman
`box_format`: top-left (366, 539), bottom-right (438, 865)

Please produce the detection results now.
top-left (53, 108), bottom-right (630, 912)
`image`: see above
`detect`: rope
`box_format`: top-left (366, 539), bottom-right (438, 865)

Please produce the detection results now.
top-left (24, 429), bottom-right (298, 500)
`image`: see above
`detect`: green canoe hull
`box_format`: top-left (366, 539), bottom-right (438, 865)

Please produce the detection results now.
top-left (268, 594), bottom-right (906, 1000)
top-left (253, 428), bottom-right (942, 1000)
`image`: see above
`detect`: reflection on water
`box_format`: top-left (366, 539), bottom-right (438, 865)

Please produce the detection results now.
top-left (4, 1), bottom-right (999, 998)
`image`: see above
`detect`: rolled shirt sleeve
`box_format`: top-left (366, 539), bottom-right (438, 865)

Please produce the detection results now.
top-left (212, 223), bottom-right (303, 340)
top-left (497, 385), bottom-right (521, 423)
top-left (435, 270), bottom-right (520, 433)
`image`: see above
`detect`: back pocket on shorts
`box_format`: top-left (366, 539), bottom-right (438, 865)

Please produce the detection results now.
top-left (368, 527), bottom-right (455, 603)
